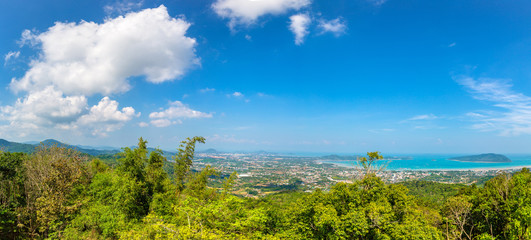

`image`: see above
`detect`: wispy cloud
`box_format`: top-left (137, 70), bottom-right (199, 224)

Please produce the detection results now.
top-left (408, 114), bottom-right (438, 121)
top-left (368, 128), bottom-right (395, 133)
top-left (317, 18), bottom-right (347, 37)
top-left (367, 0), bottom-right (387, 6)
top-left (289, 13), bottom-right (311, 45)
top-left (289, 139), bottom-right (346, 145)
top-left (402, 114), bottom-right (445, 130)
top-left (4, 51), bottom-right (20, 65)
top-left (448, 42), bottom-right (456, 47)
top-left (227, 91), bottom-right (249, 102)
top-left (199, 87), bottom-right (216, 93)
top-left (465, 112), bottom-right (488, 118)
top-left (208, 134), bottom-right (257, 144)
top-left (17, 29), bottom-right (38, 47)
top-left (232, 92), bottom-right (244, 97)
top-left (457, 76), bottom-right (531, 136)
top-left (257, 92), bottom-right (272, 98)
top-left (104, 0), bottom-right (144, 16)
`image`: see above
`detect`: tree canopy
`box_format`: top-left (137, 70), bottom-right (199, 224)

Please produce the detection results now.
top-left (0, 139), bottom-right (529, 239)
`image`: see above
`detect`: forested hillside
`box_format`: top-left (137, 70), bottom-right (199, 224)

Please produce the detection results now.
top-left (0, 138), bottom-right (121, 156)
top-left (1, 137), bottom-right (530, 239)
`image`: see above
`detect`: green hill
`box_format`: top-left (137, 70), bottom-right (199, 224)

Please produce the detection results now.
top-left (0, 139), bottom-right (35, 153)
top-left (449, 153), bottom-right (511, 163)
top-left (0, 139), bottom-right (120, 156)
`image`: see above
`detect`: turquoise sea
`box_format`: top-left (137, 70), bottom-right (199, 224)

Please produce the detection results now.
top-left (322, 154), bottom-right (531, 171)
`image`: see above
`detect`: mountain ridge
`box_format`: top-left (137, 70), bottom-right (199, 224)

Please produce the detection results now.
top-left (0, 138), bottom-right (184, 158)
top-left (0, 138), bottom-right (120, 156)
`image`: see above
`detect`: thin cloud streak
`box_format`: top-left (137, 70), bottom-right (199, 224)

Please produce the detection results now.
top-left (408, 114), bottom-right (438, 121)
top-left (458, 76), bottom-right (531, 136)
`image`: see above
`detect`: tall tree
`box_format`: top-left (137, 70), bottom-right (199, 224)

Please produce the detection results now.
top-left (146, 148), bottom-right (168, 194)
top-left (174, 137), bottom-right (205, 192)
top-left (23, 145), bottom-right (90, 238)
top-left (0, 151), bottom-right (26, 238)
top-left (118, 137), bottom-right (148, 182)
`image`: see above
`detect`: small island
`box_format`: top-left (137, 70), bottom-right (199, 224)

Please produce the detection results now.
top-left (449, 153), bottom-right (511, 163)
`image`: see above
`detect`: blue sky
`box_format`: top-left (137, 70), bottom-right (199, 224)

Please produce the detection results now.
top-left (1, 0), bottom-right (531, 153)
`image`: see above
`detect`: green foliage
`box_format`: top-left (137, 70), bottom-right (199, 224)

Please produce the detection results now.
top-left (64, 171), bottom-right (142, 239)
top-left (222, 171), bottom-right (238, 195)
top-left (89, 158), bottom-right (109, 174)
top-left (0, 139), bottom-right (36, 153)
top-left (3, 142), bottom-right (531, 240)
top-left (174, 136), bottom-right (205, 192)
top-left (400, 180), bottom-right (466, 209)
top-left (357, 151), bottom-right (386, 178)
top-left (22, 145), bottom-right (91, 238)
top-left (440, 168), bottom-right (531, 239)
top-left (146, 149), bottom-right (169, 194)
top-left (443, 195), bottom-right (473, 239)
top-left (0, 151), bottom-right (26, 238)
top-left (287, 175), bottom-right (443, 239)
top-left (118, 137), bottom-right (148, 181)
top-left (184, 165), bottom-right (219, 200)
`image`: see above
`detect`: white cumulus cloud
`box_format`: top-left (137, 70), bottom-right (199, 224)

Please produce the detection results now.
top-left (0, 87), bottom-right (87, 129)
top-left (10, 5), bottom-right (198, 96)
top-left (149, 101), bottom-right (212, 127)
top-left (212, 0), bottom-right (311, 29)
top-left (78, 97), bottom-right (137, 125)
top-left (318, 18), bottom-right (347, 36)
top-left (289, 13), bottom-right (311, 45)
top-left (0, 88), bottom-right (137, 137)
top-left (77, 97), bottom-right (138, 136)
top-left (1, 5), bottom-right (199, 138)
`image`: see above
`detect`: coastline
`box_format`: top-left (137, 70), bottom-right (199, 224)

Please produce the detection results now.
top-left (318, 160), bottom-right (531, 172)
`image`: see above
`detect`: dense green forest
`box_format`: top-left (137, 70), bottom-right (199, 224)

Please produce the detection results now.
top-left (1, 137), bottom-right (530, 239)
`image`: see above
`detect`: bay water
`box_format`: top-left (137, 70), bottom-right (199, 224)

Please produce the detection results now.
top-left (322, 154), bottom-right (531, 171)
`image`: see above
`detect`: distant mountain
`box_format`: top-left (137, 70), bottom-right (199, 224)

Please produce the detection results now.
top-left (0, 139), bottom-right (120, 156)
top-left (40, 139), bottom-right (121, 156)
top-left (41, 139), bottom-right (68, 147)
top-left (0, 139), bottom-right (35, 153)
top-left (449, 153), bottom-right (511, 163)
top-left (198, 148), bottom-right (218, 153)
top-left (147, 148), bottom-right (177, 159)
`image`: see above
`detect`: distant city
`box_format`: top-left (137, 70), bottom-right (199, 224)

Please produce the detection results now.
top-left (2, 138), bottom-right (524, 198)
